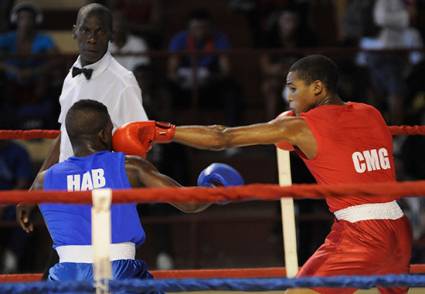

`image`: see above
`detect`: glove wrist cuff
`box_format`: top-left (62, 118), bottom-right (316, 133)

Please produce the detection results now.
top-left (155, 122), bottom-right (176, 143)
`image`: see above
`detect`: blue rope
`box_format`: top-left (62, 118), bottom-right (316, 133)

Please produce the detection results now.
top-left (1, 275), bottom-right (425, 293)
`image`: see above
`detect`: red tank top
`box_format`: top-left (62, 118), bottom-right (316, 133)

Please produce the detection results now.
top-left (297, 102), bottom-right (397, 212)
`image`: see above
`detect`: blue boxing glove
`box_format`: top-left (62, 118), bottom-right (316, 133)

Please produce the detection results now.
top-left (197, 163), bottom-right (244, 187)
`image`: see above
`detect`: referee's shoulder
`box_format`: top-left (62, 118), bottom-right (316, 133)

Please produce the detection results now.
top-left (108, 57), bottom-right (137, 86)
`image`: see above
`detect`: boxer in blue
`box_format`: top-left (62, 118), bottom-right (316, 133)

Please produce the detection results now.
top-left (18, 99), bottom-right (243, 282)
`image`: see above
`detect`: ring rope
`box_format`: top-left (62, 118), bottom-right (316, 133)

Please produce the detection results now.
top-left (3, 265), bottom-right (425, 283)
top-left (1, 275), bottom-right (425, 293)
top-left (0, 125), bottom-right (425, 140)
top-left (388, 125), bottom-right (425, 136)
top-left (0, 130), bottom-right (59, 140)
top-left (2, 180), bottom-right (425, 204)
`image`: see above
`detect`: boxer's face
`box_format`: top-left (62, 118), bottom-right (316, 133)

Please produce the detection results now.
top-left (74, 14), bottom-right (111, 66)
top-left (285, 71), bottom-right (320, 115)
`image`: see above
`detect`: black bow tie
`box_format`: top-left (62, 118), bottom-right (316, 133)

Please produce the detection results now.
top-left (72, 66), bottom-right (93, 80)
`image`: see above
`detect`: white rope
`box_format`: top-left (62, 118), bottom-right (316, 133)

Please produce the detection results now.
top-left (92, 188), bottom-right (112, 294)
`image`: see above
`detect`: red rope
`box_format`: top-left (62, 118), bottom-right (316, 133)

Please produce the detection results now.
top-left (388, 125), bottom-right (425, 136)
top-left (2, 180), bottom-right (425, 204)
top-left (152, 267), bottom-right (286, 279)
top-left (1, 265), bottom-right (424, 282)
top-left (0, 126), bottom-right (425, 140)
top-left (0, 130), bottom-right (59, 140)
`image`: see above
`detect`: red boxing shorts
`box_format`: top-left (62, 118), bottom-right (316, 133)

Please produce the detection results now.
top-left (297, 214), bottom-right (411, 294)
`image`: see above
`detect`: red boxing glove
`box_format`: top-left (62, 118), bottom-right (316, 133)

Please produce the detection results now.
top-left (274, 110), bottom-right (295, 151)
top-left (153, 121), bottom-right (176, 143)
top-left (112, 121), bottom-right (176, 158)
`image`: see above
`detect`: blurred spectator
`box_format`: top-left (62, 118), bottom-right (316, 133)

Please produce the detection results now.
top-left (109, 10), bottom-right (150, 71)
top-left (228, 0), bottom-right (311, 47)
top-left (357, 0), bottom-right (423, 124)
top-left (133, 64), bottom-right (171, 120)
top-left (339, 0), bottom-right (376, 46)
top-left (15, 75), bottom-right (59, 130)
top-left (0, 140), bottom-right (33, 273)
top-left (259, 8), bottom-right (317, 120)
top-left (108, 0), bottom-right (163, 49)
top-left (335, 0), bottom-right (376, 103)
top-left (0, 2), bottom-right (59, 129)
top-left (167, 9), bottom-right (243, 126)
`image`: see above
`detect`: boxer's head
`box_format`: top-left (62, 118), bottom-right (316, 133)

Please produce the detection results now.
top-left (286, 55), bottom-right (339, 115)
top-left (66, 99), bottom-right (113, 153)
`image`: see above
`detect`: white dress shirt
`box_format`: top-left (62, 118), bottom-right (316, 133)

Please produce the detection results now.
top-left (58, 51), bottom-right (148, 162)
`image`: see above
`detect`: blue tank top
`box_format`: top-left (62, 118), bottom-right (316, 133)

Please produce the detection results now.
top-left (39, 151), bottom-right (145, 248)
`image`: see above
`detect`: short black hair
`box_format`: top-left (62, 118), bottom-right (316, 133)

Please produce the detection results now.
top-left (65, 99), bottom-right (110, 143)
top-left (289, 55), bottom-right (339, 93)
top-left (76, 3), bottom-right (112, 32)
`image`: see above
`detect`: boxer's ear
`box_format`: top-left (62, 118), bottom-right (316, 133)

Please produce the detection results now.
top-left (311, 80), bottom-right (325, 97)
top-left (98, 124), bottom-right (112, 150)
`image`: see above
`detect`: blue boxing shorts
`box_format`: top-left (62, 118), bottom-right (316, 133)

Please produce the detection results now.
top-left (48, 259), bottom-right (153, 281)
top-left (48, 243), bottom-right (161, 293)
top-left (48, 259), bottom-right (163, 294)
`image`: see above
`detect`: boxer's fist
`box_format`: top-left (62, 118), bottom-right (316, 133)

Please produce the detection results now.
top-left (113, 121), bottom-right (175, 158)
top-left (274, 111), bottom-right (295, 151)
top-left (197, 163), bottom-right (244, 187)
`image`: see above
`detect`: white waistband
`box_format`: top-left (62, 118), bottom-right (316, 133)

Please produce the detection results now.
top-left (334, 201), bottom-right (404, 223)
top-left (56, 242), bottom-right (135, 263)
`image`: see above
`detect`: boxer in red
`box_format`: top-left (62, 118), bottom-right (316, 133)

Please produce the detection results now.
top-left (114, 55), bottom-right (412, 294)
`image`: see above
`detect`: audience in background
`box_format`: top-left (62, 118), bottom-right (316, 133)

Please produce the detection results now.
top-left (0, 139), bottom-right (32, 273)
top-left (259, 7), bottom-right (317, 120)
top-left (339, 0), bottom-right (376, 46)
top-left (0, 2), bottom-right (59, 129)
top-left (109, 10), bottom-right (150, 71)
top-left (167, 8), bottom-right (243, 126)
top-left (358, 0), bottom-right (423, 124)
top-left (228, 0), bottom-right (312, 48)
top-left (108, 0), bottom-right (164, 49)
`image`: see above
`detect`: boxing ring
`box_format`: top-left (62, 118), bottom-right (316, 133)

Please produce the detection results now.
top-left (0, 126), bottom-right (425, 293)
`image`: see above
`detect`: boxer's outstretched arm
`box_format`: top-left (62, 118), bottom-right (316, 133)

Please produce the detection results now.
top-left (125, 156), bottom-right (209, 213)
top-left (174, 118), bottom-right (308, 150)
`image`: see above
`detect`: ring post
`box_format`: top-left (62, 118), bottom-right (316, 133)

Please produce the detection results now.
top-left (277, 149), bottom-right (298, 277)
top-left (92, 188), bottom-right (112, 294)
